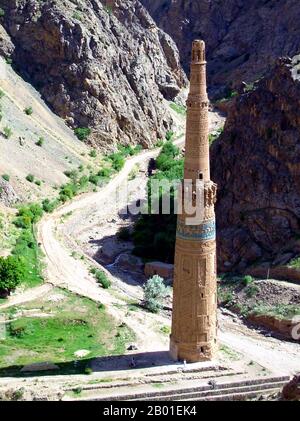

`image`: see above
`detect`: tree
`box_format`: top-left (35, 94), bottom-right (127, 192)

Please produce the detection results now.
top-left (0, 256), bottom-right (25, 297)
top-left (143, 275), bottom-right (169, 313)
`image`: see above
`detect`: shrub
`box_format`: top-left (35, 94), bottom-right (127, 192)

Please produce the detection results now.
top-left (89, 149), bottom-right (97, 158)
top-left (91, 268), bottom-right (111, 289)
top-left (165, 131), bottom-right (174, 141)
top-left (107, 152), bottom-right (125, 171)
top-left (3, 126), bottom-right (12, 139)
top-left (36, 137), bottom-right (44, 147)
top-left (2, 174), bottom-right (10, 182)
top-left (59, 183), bottom-right (78, 202)
top-left (74, 127), bottom-right (91, 141)
top-left (26, 174), bottom-right (34, 183)
top-left (15, 204), bottom-right (43, 226)
top-left (24, 106), bottom-right (33, 116)
top-left (0, 256), bottom-right (25, 296)
top-left (0, 89), bottom-right (5, 99)
top-left (97, 167), bottom-right (112, 178)
top-left (72, 11), bottom-right (82, 21)
top-left (143, 275), bottom-right (169, 313)
top-left (242, 275), bottom-right (253, 287)
top-left (0, 8), bottom-right (5, 18)
top-left (88, 174), bottom-right (100, 185)
top-left (42, 199), bottom-right (58, 213)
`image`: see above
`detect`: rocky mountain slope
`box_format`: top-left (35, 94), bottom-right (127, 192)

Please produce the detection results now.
top-left (0, 0), bottom-right (187, 148)
top-left (142, 0), bottom-right (300, 96)
top-left (211, 55), bottom-right (300, 273)
top-left (0, 55), bottom-right (93, 203)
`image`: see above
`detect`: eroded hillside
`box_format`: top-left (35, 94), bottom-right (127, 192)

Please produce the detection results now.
top-left (0, 0), bottom-right (187, 148)
top-left (0, 56), bottom-right (94, 204)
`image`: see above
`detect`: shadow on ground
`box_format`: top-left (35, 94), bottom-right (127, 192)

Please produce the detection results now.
top-left (0, 351), bottom-right (178, 378)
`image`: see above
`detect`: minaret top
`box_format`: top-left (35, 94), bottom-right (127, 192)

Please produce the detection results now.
top-left (191, 40), bottom-right (206, 64)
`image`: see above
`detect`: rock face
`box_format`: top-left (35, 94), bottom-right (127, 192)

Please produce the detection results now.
top-left (141, 0), bottom-right (300, 95)
top-left (0, 25), bottom-right (14, 58)
top-left (210, 56), bottom-right (300, 272)
top-left (1, 0), bottom-right (187, 148)
top-left (0, 179), bottom-right (19, 206)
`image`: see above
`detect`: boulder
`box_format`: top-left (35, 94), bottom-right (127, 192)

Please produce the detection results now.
top-left (144, 261), bottom-right (174, 279)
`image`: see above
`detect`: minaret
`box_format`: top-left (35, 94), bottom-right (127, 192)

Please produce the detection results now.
top-left (170, 40), bottom-right (218, 363)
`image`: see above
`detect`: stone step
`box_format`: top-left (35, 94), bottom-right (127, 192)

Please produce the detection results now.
top-left (73, 375), bottom-right (289, 401)
top-left (194, 388), bottom-right (280, 401)
top-left (135, 381), bottom-right (286, 401)
top-left (69, 368), bottom-right (237, 394)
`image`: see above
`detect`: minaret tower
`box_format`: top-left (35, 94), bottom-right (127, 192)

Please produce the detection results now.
top-left (170, 40), bottom-right (218, 363)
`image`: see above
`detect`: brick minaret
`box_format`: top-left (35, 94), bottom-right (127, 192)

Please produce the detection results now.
top-left (170, 40), bottom-right (218, 362)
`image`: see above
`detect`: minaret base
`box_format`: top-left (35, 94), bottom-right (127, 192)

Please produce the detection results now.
top-left (170, 336), bottom-right (218, 363)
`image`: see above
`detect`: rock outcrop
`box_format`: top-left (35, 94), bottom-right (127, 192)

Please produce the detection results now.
top-left (0, 25), bottom-right (14, 58)
top-left (141, 0), bottom-right (300, 96)
top-left (211, 55), bottom-right (300, 272)
top-left (0, 179), bottom-right (19, 206)
top-left (1, 0), bottom-right (187, 148)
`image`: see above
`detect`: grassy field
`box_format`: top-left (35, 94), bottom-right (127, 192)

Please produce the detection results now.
top-left (0, 289), bottom-right (135, 375)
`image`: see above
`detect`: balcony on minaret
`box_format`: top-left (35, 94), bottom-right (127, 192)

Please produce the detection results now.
top-left (192, 40), bottom-right (206, 64)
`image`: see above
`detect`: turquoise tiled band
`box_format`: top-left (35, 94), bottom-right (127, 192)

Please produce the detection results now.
top-left (176, 219), bottom-right (216, 241)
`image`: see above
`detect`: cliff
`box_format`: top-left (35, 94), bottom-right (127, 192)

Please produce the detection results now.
top-left (141, 0), bottom-right (300, 96)
top-left (211, 55), bottom-right (300, 272)
top-left (0, 0), bottom-right (187, 148)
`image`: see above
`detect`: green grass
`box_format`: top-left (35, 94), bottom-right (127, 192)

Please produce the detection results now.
top-left (287, 256), bottom-right (300, 269)
top-left (11, 226), bottom-right (44, 288)
top-left (220, 344), bottom-right (241, 361)
top-left (170, 102), bottom-right (186, 116)
top-left (252, 304), bottom-right (300, 320)
top-left (0, 290), bottom-right (135, 374)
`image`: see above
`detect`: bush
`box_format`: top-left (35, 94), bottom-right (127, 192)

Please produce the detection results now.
top-left (26, 174), bottom-right (34, 183)
top-left (88, 174), bottom-right (100, 185)
top-left (97, 167), bottom-right (112, 178)
top-left (42, 199), bottom-right (58, 213)
top-left (2, 174), bottom-right (10, 182)
top-left (107, 152), bottom-right (125, 171)
top-left (14, 204), bottom-right (44, 228)
top-left (0, 89), bottom-right (5, 99)
top-left (0, 256), bottom-right (25, 296)
top-left (89, 149), bottom-right (97, 158)
top-left (143, 275), bottom-right (169, 313)
top-left (91, 268), bottom-right (111, 289)
top-left (242, 275), bottom-right (253, 286)
top-left (165, 131), bottom-right (174, 141)
top-left (74, 127), bottom-right (91, 141)
top-left (36, 137), bottom-right (44, 147)
top-left (3, 126), bottom-right (12, 139)
top-left (24, 106), bottom-right (33, 116)
top-left (0, 8), bottom-right (5, 18)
